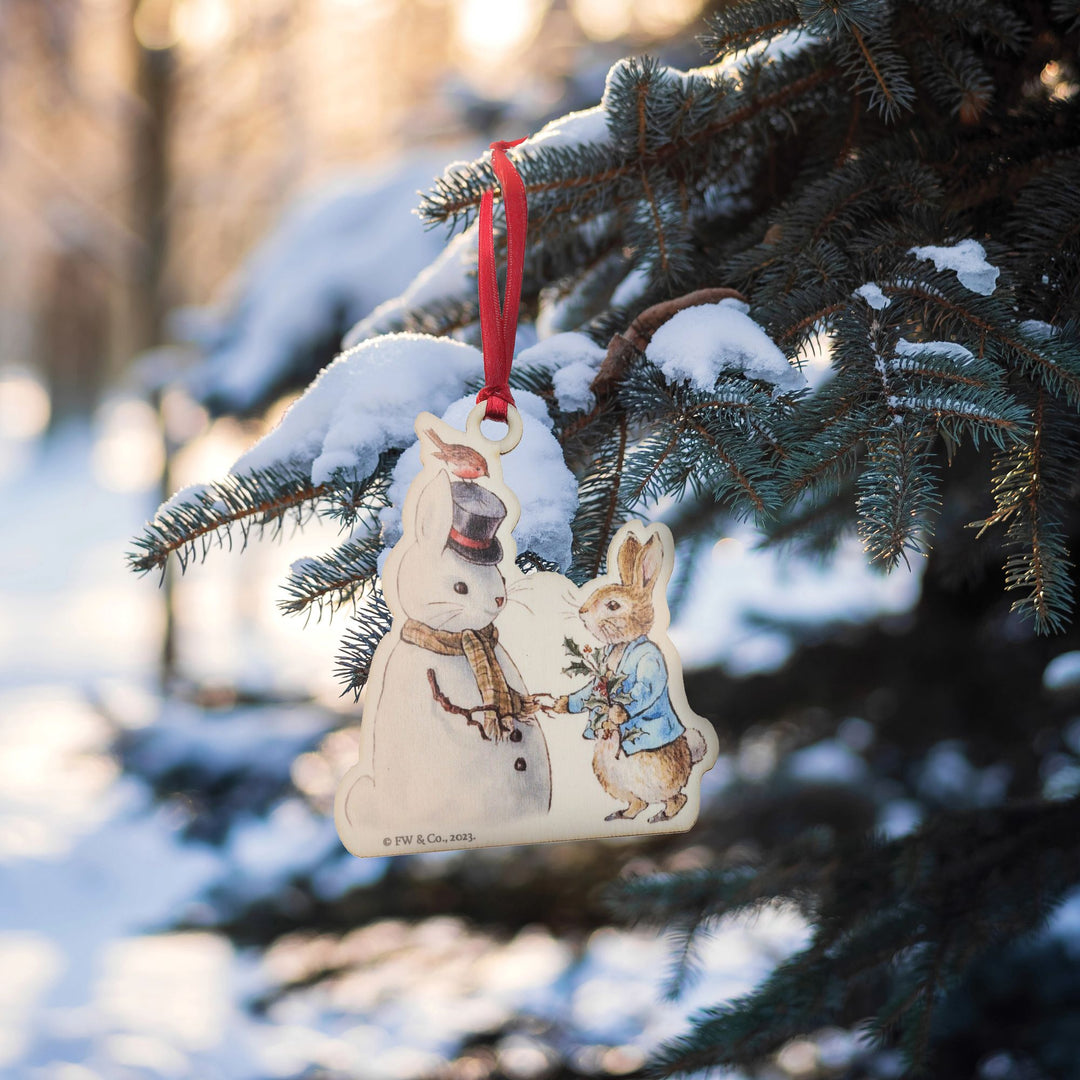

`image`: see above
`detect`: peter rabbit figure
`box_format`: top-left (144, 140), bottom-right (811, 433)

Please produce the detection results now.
top-left (557, 531), bottom-right (708, 823)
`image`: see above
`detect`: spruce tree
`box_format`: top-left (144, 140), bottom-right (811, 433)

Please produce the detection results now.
top-left (132, 1), bottom-right (1080, 1075)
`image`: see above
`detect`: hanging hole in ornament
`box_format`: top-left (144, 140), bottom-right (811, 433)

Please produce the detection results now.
top-left (467, 403), bottom-right (522, 455)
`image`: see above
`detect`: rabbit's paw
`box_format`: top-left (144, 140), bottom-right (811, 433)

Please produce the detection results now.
top-left (648, 792), bottom-right (688, 823)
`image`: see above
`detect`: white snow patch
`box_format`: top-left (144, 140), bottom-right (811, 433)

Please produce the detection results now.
top-left (1043, 761), bottom-right (1080, 802)
top-left (855, 283), bottom-right (890, 310)
top-left (156, 481), bottom-right (212, 519)
top-left (1019, 319), bottom-right (1059, 339)
top-left (1044, 650), bottom-right (1080, 691)
top-left (646, 300), bottom-right (804, 394)
top-left (521, 105), bottom-right (611, 151)
top-left (786, 739), bottom-right (868, 785)
top-left (516, 333), bottom-right (607, 413)
top-left (611, 266), bottom-right (650, 308)
top-left (894, 338), bottom-right (975, 365)
top-left (345, 225), bottom-right (479, 347)
top-left (917, 741), bottom-right (1011, 808)
top-left (233, 334), bottom-right (481, 486)
top-left (759, 28), bottom-right (820, 61)
top-left (670, 528), bottom-right (922, 674)
top-left (226, 800), bottom-right (340, 893)
top-left (182, 158), bottom-right (451, 412)
top-left (380, 389), bottom-right (577, 569)
top-left (1048, 888), bottom-right (1080, 957)
top-left (909, 239), bottom-right (999, 296)
top-left (552, 362), bottom-right (601, 413)
top-left (877, 799), bottom-right (923, 839)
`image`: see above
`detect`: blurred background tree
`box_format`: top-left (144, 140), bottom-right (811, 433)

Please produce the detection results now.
top-left (4, 1), bottom-right (1080, 1079)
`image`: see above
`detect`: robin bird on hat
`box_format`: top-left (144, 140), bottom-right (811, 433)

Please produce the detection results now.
top-left (425, 428), bottom-right (489, 480)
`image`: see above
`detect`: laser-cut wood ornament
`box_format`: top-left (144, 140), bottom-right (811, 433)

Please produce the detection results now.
top-left (335, 406), bottom-right (718, 856)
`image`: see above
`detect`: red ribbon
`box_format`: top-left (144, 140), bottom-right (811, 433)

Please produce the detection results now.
top-left (476, 137), bottom-right (528, 423)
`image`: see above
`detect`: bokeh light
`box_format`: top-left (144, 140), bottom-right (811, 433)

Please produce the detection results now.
top-left (0, 369), bottom-right (50, 441)
top-left (92, 398), bottom-right (166, 493)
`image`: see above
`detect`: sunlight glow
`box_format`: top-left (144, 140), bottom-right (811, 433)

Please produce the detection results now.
top-left (0, 369), bottom-right (50, 441)
top-left (1040, 60), bottom-right (1078, 101)
top-left (173, 0), bottom-right (234, 50)
top-left (570, 0), bottom-right (632, 41)
top-left (0, 688), bottom-right (118, 858)
top-left (0, 934), bottom-right (63, 1068)
top-left (712, 536), bottom-right (745, 559)
top-left (635, 0), bottom-right (704, 36)
top-left (777, 1038), bottom-right (819, 1076)
top-left (92, 398), bottom-right (165, 493)
top-left (133, 0), bottom-right (179, 50)
top-left (455, 0), bottom-right (545, 61)
top-left (97, 934), bottom-right (233, 1051)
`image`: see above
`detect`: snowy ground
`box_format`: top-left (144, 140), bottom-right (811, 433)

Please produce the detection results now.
top-left (0, 389), bottom-right (931, 1078)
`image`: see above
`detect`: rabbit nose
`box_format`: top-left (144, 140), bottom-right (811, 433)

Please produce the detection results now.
top-left (495, 596), bottom-right (505, 607)
top-left (579, 603), bottom-right (588, 614)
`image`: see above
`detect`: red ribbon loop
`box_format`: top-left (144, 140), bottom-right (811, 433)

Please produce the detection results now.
top-left (477, 137), bottom-right (528, 423)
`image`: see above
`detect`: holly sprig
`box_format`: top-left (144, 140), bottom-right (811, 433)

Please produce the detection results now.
top-left (563, 637), bottom-right (634, 737)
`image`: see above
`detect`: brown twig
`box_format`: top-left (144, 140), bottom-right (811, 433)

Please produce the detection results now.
top-left (426, 668), bottom-right (493, 739)
top-left (588, 287), bottom-right (749, 407)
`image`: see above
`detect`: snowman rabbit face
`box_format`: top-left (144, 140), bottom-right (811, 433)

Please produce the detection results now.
top-left (396, 471), bottom-right (507, 632)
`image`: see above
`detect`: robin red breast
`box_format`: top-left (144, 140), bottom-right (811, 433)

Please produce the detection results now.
top-left (425, 428), bottom-right (490, 480)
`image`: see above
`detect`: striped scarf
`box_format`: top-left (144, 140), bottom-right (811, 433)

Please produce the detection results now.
top-left (402, 618), bottom-right (523, 740)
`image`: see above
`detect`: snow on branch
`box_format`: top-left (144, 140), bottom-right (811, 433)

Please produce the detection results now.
top-left (179, 157), bottom-right (450, 416)
top-left (235, 334), bottom-right (481, 486)
top-left (645, 299), bottom-right (806, 395)
top-left (909, 239), bottom-right (1000, 296)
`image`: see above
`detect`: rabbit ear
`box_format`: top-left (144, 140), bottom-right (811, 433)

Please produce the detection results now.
top-left (414, 470), bottom-right (453, 548)
top-left (617, 534), bottom-right (641, 585)
top-left (637, 534), bottom-right (664, 591)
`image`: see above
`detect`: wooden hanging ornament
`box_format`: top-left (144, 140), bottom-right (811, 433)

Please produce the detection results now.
top-left (334, 139), bottom-right (717, 856)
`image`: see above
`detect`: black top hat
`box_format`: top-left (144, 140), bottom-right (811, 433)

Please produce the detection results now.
top-left (446, 481), bottom-right (506, 565)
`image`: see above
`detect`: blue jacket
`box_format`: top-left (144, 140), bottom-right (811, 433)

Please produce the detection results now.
top-left (567, 636), bottom-right (684, 754)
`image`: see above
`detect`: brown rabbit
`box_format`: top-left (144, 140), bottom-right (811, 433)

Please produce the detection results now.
top-left (558, 532), bottom-right (707, 823)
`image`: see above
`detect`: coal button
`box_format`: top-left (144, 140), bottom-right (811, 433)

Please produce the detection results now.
top-left (514, 757), bottom-right (527, 771)
top-left (509, 729), bottom-right (522, 743)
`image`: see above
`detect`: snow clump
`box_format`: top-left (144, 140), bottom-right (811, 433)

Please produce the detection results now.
top-left (854, 283), bottom-right (890, 310)
top-left (909, 239), bottom-right (999, 296)
top-left (894, 339), bottom-right (975, 365)
top-left (646, 299), bottom-right (804, 394)
top-left (1044, 650), bottom-right (1080, 692)
top-left (515, 333), bottom-right (607, 413)
top-left (181, 158), bottom-right (450, 411)
top-left (233, 334), bottom-right (481, 486)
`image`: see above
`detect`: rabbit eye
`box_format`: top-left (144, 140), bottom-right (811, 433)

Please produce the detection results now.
top-left (454, 581), bottom-right (469, 595)
top-left (606, 600), bottom-right (620, 611)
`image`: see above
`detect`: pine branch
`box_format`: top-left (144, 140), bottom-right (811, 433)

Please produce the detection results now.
top-left (632, 797), bottom-right (1080, 1076)
top-left (572, 415), bottom-right (629, 582)
top-left (841, 23), bottom-right (917, 120)
top-left (335, 586), bottom-right (394, 700)
top-left (971, 389), bottom-right (1077, 633)
top-left (1051, 0), bottom-right (1080, 31)
top-left (129, 456), bottom-right (394, 577)
top-left (701, 0), bottom-right (803, 59)
top-left (856, 423), bottom-right (939, 569)
top-left (419, 60), bottom-right (837, 232)
top-left (280, 530), bottom-right (382, 619)
top-left (888, 281), bottom-right (1080, 408)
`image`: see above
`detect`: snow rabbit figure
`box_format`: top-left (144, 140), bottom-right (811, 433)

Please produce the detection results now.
top-left (558, 530), bottom-right (708, 823)
top-left (337, 464), bottom-right (551, 846)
